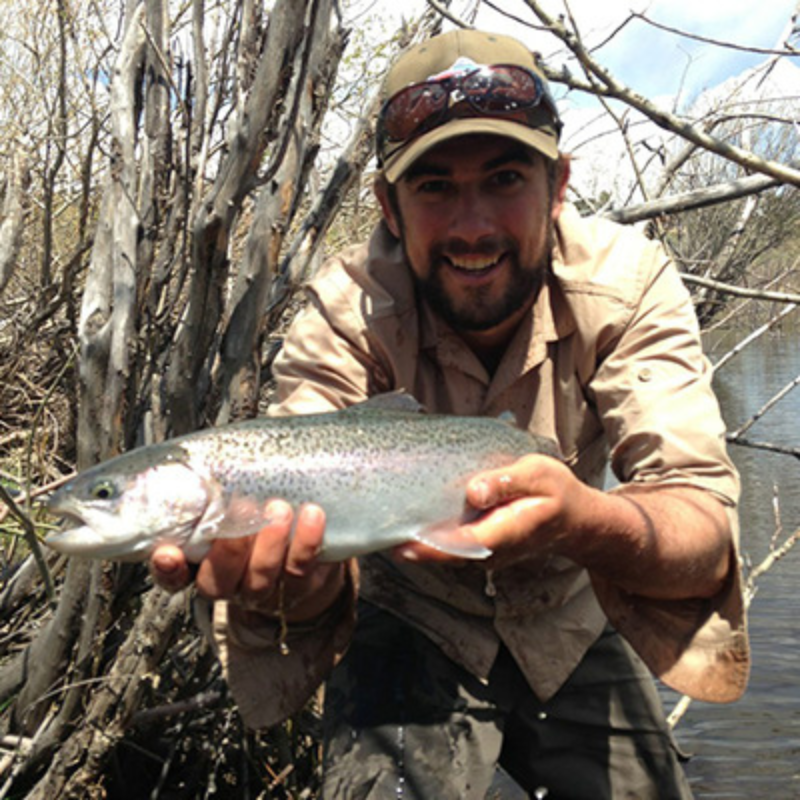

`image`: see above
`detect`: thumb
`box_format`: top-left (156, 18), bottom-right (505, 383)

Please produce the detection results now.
top-left (150, 544), bottom-right (194, 592)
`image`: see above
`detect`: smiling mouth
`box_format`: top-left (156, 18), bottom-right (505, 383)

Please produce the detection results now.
top-left (447, 254), bottom-right (502, 275)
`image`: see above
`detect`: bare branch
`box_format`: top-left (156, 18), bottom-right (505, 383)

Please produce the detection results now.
top-left (165, 0), bottom-right (316, 433)
top-left (728, 437), bottom-right (800, 459)
top-left (0, 485), bottom-right (54, 604)
top-left (729, 372), bottom-right (800, 440)
top-left (747, 527), bottom-right (800, 585)
top-left (680, 274), bottom-right (800, 305)
top-left (216, 0), bottom-right (340, 423)
top-left (712, 303), bottom-right (799, 373)
top-left (605, 171), bottom-right (787, 224)
top-left (522, 0), bottom-right (800, 187)
top-left (77, 2), bottom-right (147, 466)
top-left (630, 11), bottom-right (800, 57)
top-left (425, 0), bottom-right (471, 29)
top-left (0, 153), bottom-right (30, 298)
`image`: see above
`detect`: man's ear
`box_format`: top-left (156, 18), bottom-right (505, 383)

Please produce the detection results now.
top-left (551, 155), bottom-right (571, 222)
top-left (374, 176), bottom-right (401, 238)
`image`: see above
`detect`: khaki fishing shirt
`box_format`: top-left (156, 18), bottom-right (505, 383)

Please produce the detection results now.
top-left (203, 204), bottom-right (750, 729)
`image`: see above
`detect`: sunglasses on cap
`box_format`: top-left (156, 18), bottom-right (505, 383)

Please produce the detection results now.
top-left (377, 63), bottom-right (561, 163)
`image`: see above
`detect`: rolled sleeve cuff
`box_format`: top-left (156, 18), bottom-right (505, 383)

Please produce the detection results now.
top-left (196, 561), bottom-right (359, 729)
top-left (591, 506), bottom-right (749, 703)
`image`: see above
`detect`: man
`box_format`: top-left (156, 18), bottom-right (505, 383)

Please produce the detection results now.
top-left (152, 29), bottom-right (749, 799)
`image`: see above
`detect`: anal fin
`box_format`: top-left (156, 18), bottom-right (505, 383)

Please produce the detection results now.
top-left (412, 519), bottom-right (492, 560)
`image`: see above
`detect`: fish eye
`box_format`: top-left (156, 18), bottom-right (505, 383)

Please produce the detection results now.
top-left (90, 480), bottom-right (117, 501)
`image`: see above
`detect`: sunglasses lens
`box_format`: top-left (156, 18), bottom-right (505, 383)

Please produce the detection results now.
top-left (382, 83), bottom-right (449, 141)
top-left (462, 66), bottom-right (541, 113)
top-left (379, 64), bottom-right (557, 159)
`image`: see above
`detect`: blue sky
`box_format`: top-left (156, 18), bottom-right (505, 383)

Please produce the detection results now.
top-left (353, 0), bottom-right (798, 199)
top-left (493, 0), bottom-right (798, 104)
top-left (365, 0), bottom-right (799, 106)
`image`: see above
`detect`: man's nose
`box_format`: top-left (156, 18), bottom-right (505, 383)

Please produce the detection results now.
top-left (446, 190), bottom-right (496, 242)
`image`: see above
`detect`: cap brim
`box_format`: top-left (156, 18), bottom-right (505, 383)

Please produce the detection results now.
top-left (382, 118), bottom-right (560, 183)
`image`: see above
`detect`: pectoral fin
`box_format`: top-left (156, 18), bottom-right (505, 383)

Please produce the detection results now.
top-left (195, 492), bottom-right (279, 541)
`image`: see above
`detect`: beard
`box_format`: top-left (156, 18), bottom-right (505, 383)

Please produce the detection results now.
top-left (409, 231), bottom-right (552, 333)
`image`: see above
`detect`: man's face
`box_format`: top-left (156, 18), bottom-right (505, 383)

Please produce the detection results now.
top-left (377, 135), bottom-right (567, 344)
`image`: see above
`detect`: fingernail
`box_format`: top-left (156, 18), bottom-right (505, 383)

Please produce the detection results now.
top-left (155, 553), bottom-right (180, 574)
top-left (300, 503), bottom-right (324, 526)
top-left (266, 500), bottom-right (292, 525)
top-left (470, 479), bottom-right (491, 508)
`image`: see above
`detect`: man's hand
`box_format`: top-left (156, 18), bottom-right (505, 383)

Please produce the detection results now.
top-left (394, 453), bottom-right (732, 601)
top-left (394, 454), bottom-right (585, 569)
top-left (150, 500), bottom-right (347, 623)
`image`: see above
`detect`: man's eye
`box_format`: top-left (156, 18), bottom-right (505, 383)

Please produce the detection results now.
top-left (492, 170), bottom-right (523, 188)
top-left (416, 180), bottom-right (450, 194)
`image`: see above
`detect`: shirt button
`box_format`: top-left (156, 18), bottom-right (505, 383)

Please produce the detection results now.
top-left (638, 367), bottom-right (653, 382)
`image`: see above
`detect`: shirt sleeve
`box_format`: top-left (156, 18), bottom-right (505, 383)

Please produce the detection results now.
top-left (198, 562), bottom-right (359, 729)
top-left (270, 261), bottom-right (393, 415)
top-left (587, 252), bottom-right (749, 702)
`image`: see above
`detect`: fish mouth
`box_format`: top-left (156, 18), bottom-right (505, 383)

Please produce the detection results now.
top-left (45, 523), bottom-right (154, 561)
top-left (45, 517), bottom-right (103, 553)
top-left (45, 511), bottom-right (147, 561)
top-left (45, 504), bottom-right (85, 533)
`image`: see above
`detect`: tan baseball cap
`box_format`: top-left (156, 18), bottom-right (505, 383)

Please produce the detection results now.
top-left (378, 29), bottom-right (562, 183)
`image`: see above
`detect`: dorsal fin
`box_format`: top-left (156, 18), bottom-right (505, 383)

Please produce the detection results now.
top-left (344, 391), bottom-right (425, 414)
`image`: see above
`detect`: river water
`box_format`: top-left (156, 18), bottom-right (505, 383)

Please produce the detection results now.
top-left (663, 331), bottom-right (800, 799)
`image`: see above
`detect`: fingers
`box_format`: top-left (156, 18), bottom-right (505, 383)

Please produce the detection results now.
top-left (285, 504), bottom-right (326, 577)
top-left (150, 498), bottom-right (339, 621)
top-left (395, 455), bottom-right (573, 568)
top-left (463, 497), bottom-right (553, 552)
top-left (150, 544), bottom-right (194, 592)
top-left (208, 500), bottom-right (295, 599)
top-left (196, 499), bottom-right (293, 601)
top-left (466, 454), bottom-right (561, 509)
top-left (189, 499), bottom-right (340, 622)
top-left (393, 497), bottom-right (550, 566)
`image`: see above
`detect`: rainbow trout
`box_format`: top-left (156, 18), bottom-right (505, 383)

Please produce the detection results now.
top-left (45, 395), bottom-right (559, 562)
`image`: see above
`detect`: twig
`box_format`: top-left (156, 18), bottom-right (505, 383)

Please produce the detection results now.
top-left (769, 487), bottom-right (783, 552)
top-left (747, 527), bottom-right (800, 587)
top-left (268, 762), bottom-right (295, 791)
top-left (704, 267), bottom-right (796, 336)
top-left (424, 0), bottom-right (471, 28)
top-left (480, 0), bottom-right (544, 32)
top-left (130, 689), bottom-right (222, 728)
top-left (521, 0), bottom-right (800, 187)
top-left (630, 11), bottom-right (800, 57)
top-left (0, 473), bottom-right (74, 527)
top-left (0, 485), bottom-right (55, 606)
top-left (729, 372), bottom-right (800, 440)
top-left (712, 304), bottom-right (799, 373)
top-left (666, 695), bottom-right (692, 729)
top-left (681, 274), bottom-right (800, 305)
top-left (138, 16), bottom-right (191, 126)
top-left (726, 437), bottom-right (800, 460)
top-left (563, 0), bottom-right (651, 206)
top-left (24, 343), bottom-right (77, 516)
